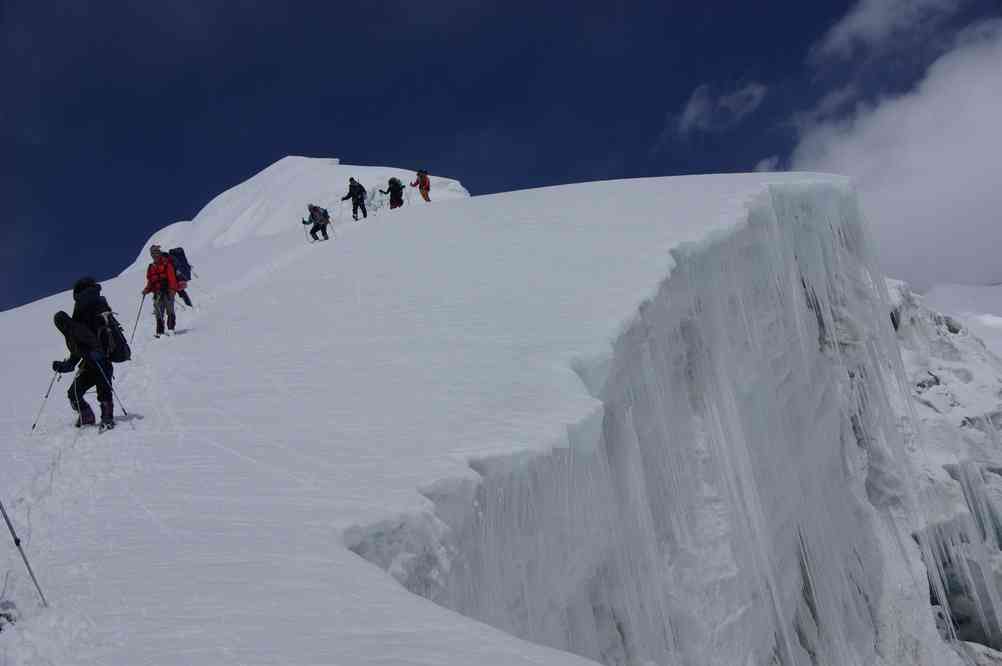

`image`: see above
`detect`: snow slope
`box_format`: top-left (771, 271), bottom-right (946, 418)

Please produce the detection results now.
top-left (0, 157), bottom-right (973, 664)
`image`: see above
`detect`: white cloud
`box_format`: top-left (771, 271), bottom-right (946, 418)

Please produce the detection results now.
top-left (754, 156), bottom-right (781, 172)
top-left (676, 82), bottom-right (768, 135)
top-left (811, 0), bottom-right (965, 60)
top-left (791, 84), bottom-right (861, 131)
top-left (792, 20), bottom-right (1002, 289)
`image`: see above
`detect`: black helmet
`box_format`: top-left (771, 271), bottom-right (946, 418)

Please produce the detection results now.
top-left (73, 277), bottom-right (98, 296)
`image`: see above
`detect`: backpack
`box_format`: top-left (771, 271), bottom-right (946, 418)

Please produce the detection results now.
top-left (168, 247), bottom-right (192, 282)
top-left (319, 207), bottom-right (330, 224)
top-left (97, 311), bottom-right (132, 363)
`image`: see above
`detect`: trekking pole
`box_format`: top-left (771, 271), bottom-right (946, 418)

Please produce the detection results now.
top-left (0, 499), bottom-right (48, 608)
top-left (130, 294), bottom-right (146, 345)
top-left (93, 361), bottom-right (128, 417)
top-left (30, 372), bottom-right (61, 433)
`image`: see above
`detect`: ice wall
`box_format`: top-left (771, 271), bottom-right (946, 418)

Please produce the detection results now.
top-left (891, 281), bottom-right (1002, 655)
top-left (348, 183), bottom-right (961, 665)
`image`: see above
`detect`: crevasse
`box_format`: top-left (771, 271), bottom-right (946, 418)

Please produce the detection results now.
top-left (346, 182), bottom-right (959, 665)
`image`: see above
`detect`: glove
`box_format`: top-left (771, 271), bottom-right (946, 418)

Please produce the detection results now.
top-left (52, 359), bottom-right (76, 374)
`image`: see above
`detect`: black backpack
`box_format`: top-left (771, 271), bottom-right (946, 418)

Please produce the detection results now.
top-left (319, 207), bottom-right (330, 224)
top-left (168, 247), bottom-right (193, 282)
top-left (97, 311), bottom-right (132, 363)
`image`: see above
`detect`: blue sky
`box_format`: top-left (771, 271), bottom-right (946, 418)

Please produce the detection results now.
top-left (2, 0), bottom-right (1000, 310)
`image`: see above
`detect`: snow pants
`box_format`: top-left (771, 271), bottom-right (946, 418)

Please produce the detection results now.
top-left (389, 197), bottom-right (403, 210)
top-left (153, 290), bottom-right (176, 335)
top-left (68, 360), bottom-right (113, 412)
top-left (351, 199), bottom-right (367, 219)
top-left (310, 222), bottom-right (329, 241)
top-left (418, 188), bottom-right (430, 202)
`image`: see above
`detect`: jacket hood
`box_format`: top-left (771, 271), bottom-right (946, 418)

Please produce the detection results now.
top-left (73, 277), bottom-right (99, 297)
top-left (73, 284), bottom-right (104, 310)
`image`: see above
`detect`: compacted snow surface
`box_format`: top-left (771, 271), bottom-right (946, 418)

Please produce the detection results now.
top-left (0, 157), bottom-right (996, 664)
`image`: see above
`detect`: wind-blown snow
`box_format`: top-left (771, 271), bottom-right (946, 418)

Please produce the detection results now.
top-left (0, 157), bottom-right (982, 665)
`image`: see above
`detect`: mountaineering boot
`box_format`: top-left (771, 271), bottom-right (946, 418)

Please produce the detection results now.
top-left (99, 401), bottom-right (115, 431)
top-left (74, 401), bottom-right (96, 427)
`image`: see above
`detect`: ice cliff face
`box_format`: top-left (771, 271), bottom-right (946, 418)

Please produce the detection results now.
top-left (348, 183), bottom-right (964, 665)
top-left (890, 281), bottom-right (1002, 659)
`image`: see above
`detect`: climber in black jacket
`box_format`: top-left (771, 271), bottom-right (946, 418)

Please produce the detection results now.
top-left (380, 178), bottom-right (406, 210)
top-left (52, 277), bottom-right (117, 429)
top-left (341, 178), bottom-right (368, 221)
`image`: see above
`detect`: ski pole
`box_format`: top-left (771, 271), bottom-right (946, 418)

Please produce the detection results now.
top-left (130, 294), bottom-right (146, 345)
top-left (30, 372), bottom-right (61, 433)
top-left (93, 360), bottom-right (128, 417)
top-left (0, 499), bottom-right (48, 608)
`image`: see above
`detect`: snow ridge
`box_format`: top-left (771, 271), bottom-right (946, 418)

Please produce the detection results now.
top-left (121, 156), bottom-right (469, 273)
top-left (2, 158), bottom-right (990, 665)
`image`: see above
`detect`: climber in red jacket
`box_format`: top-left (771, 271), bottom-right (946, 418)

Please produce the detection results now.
top-left (142, 245), bottom-right (179, 337)
top-left (410, 170), bottom-right (431, 202)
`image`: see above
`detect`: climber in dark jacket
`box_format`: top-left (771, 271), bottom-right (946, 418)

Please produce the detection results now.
top-left (341, 178), bottom-right (368, 220)
top-left (303, 204), bottom-right (331, 241)
top-left (52, 277), bottom-right (116, 429)
top-left (380, 178), bottom-right (406, 210)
